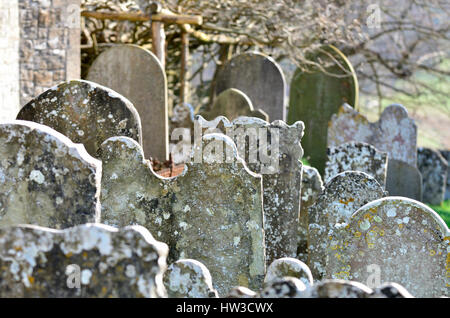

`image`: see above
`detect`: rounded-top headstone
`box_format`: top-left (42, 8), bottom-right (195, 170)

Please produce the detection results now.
top-left (265, 258), bottom-right (313, 287)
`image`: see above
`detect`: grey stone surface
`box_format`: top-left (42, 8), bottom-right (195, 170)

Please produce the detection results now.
top-left (369, 282), bottom-right (414, 298)
top-left (260, 277), bottom-right (306, 298)
top-left (265, 258), bottom-right (313, 287)
top-left (214, 52), bottom-right (286, 121)
top-left (417, 147), bottom-right (448, 205)
top-left (100, 134), bottom-right (265, 295)
top-left (386, 159), bottom-right (423, 201)
top-left (226, 286), bottom-right (257, 298)
top-left (163, 259), bottom-right (218, 298)
top-left (16, 80), bottom-right (142, 158)
top-left (87, 44), bottom-right (169, 161)
top-left (440, 150), bottom-right (450, 200)
top-left (0, 120), bottom-right (100, 228)
top-left (0, 223), bottom-right (168, 297)
top-left (325, 141), bottom-right (388, 188)
top-left (300, 279), bottom-right (373, 298)
top-left (308, 171), bottom-right (386, 280)
top-left (326, 197), bottom-right (449, 298)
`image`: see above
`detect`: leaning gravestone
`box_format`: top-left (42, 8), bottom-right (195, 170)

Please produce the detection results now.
top-left (288, 45), bottom-right (358, 175)
top-left (163, 259), bottom-right (218, 298)
top-left (87, 45), bottom-right (168, 161)
top-left (326, 197), bottom-right (450, 298)
top-left (0, 121), bottom-right (100, 228)
top-left (298, 166), bottom-right (324, 262)
top-left (308, 171), bottom-right (386, 280)
top-left (0, 223), bottom-right (168, 297)
top-left (440, 150), bottom-right (450, 200)
top-left (100, 134), bottom-right (265, 295)
top-left (214, 52), bottom-right (286, 121)
top-left (201, 88), bottom-right (268, 122)
top-left (265, 258), bottom-right (314, 287)
top-left (16, 80), bottom-right (142, 158)
top-left (324, 141), bottom-right (388, 188)
top-left (385, 159), bottom-right (422, 201)
top-left (417, 147), bottom-right (448, 205)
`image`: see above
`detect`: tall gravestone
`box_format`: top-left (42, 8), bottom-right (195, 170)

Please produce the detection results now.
top-left (87, 44), bottom-right (169, 161)
top-left (417, 147), bottom-right (448, 205)
top-left (100, 134), bottom-right (265, 295)
top-left (326, 197), bottom-right (449, 298)
top-left (308, 171), bottom-right (386, 280)
top-left (0, 121), bottom-right (100, 228)
top-left (288, 45), bottom-right (358, 175)
top-left (16, 80), bottom-right (142, 158)
top-left (0, 224), bottom-right (168, 297)
top-left (324, 141), bottom-right (388, 188)
top-left (214, 52), bottom-right (286, 121)
top-left (440, 150), bottom-right (450, 200)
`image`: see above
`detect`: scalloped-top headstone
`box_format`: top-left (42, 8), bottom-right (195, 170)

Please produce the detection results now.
top-left (417, 147), bottom-right (448, 205)
top-left (16, 80), bottom-right (142, 158)
top-left (0, 223), bottom-right (168, 297)
top-left (214, 52), bottom-right (286, 121)
top-left (0, 121), bottom-right (100, 228)
top-left (100, 134), bottom-right (265, 295)
top-left (326, 197), bottom-right (449, 298)
top-left (308, 171), bottom-right (386, 280)
top-left (201, 88), bottom-right (268, 122)
top-left (87, 45), bottom-right (168, 161)
top-left (440, 150), bottom-right (450, 200)
top-left (325, 141), bottom-right (388, 187)
top-left (163, 259), bottom-right (218, 298)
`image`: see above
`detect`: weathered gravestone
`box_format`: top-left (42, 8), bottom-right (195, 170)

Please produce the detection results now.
top-left (369, 282), bottom-right (414, 298)
top-left (227, 286), bottom-right (257, 298)
top-left (324, 141), bottom-right (388, 188)
top-left (201, 88), bottom-right (268, 122)
top-left (100, 134), bottom-right (265, 295)
top-left (195, 115), bottom-right (304, 265)
top-left (163, 259), bottom-right (218, 298)
top-left (0, 121), bottom-right (100, 228)
top-left (288, 45), bottom-right (358, 175)
top-left (308, 171), bottom-right (386, 280)
top-left (265, 258), bottom-right (313, 287)
top-left (326, 197), bottom-right (450, 298)
top-left (441, 150), bottom-right (450, 200)
top-left (87, 45), bottom-right (168, 161)
top-left (0, 223), bottom-right (168, 297)
top-left (214, 52), bottom-right (286, 121)
top-left (385, 159), bottom-right (422, 201)
top-left (299, 279), bottom-right (373, 298)
top-left (16, 80), bottom-right (142, 158)
top-left (417, 147), bottom-right (448, 205)
top-left (259, 277), bottom-right (306, 298)
top-left (297, 166), bottom-right (324, 262)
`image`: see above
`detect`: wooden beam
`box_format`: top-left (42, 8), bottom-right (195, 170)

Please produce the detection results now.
top-left (80, 10), bottom-right (202, 25)
top-left (152, 21), bottom-right (165, 68)
top-left (179, 31), bottom-right (189, 105)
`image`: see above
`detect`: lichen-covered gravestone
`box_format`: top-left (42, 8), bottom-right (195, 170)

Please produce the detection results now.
top-left (201, 88), bottom-right (268, 122)
top-left (327, 197), bottom-right (450, 298)
top-left (265, 258), bottom-right (313, 287)
top-left (297, 166), bottom-right (324, 262)
top-left (417, 147), bottom-right (448, 205)
top-left (100, 134), bottom-right (265, 295)
top-left (308, 171), bottom-right (386, 280)
top-left (260, 277), bottom-right (306, 298)
top-left (163, 259), bottom-right (218, 298)
top-left (0, 223), bottom-right (168, 297)
top-left (385, 159), bottom-right (422, 201)
top-left (0, 121), bottom-right (100, 228)
top-left (16, 80), bottom-right (142, 158)
top-left (440, 150), bottom-right (450, 200)
top-left (300, 279), bottom-right (373, 298)
top-left (214, 52), bottom-right (286, 121)
top-left (87, 45), bottom-right (168, 161)
top-left (324, 141), bottom-right (388, 188)
top-left (288, 45), bottom-right (358, 175)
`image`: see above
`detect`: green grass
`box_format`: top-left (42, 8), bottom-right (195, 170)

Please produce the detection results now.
top-left (428, 200), bottom-right (450, 227)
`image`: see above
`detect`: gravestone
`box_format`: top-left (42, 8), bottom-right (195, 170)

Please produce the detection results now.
top-left (87, 44), bottom-right (169, 161)
top-left (385, 159), bottom-right (422, 201)
top-left (308, 171), bottom-right (386, 280)
top-left (100, 134), bottom-right (265, 295)
top-left (265, 258), bottom-right (313, 287)
top-left (227, 286), bottom-right (257, 298)
top-left (196, 115), bottom-right (304, 264)
top-left (288, 45), bottom-right (358, 175)
top-left (440, 150), bottom-right (450, 200)
top-left (0, 120), bottom-right (100, 228)
top-left (16, 80), bottom-right (142, 158)
top-left (326, 197), bottom-right (449, 298)
top-left (328, 103), bottom-right (417, 167)
top-left (369, 283), bottom-right (414, 298)
top-left (417, 147), bottom-right (448, 205)
top-left (300, 279), bottom-right (373, 298)
top-left (298, 166), bottom-right (324, 262)
top-left (163, 259), bottom-right (218, 298)
top-left (214, 52), bottom-right (286, 121)
top-left (0, 223), bottom-right (168, 297)
top-left (201, 88), bottom-right (268, 122)
top-left (324, 141), bottom-right (388, 188)
top-left (260, 277), bottom-right (306, 298)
